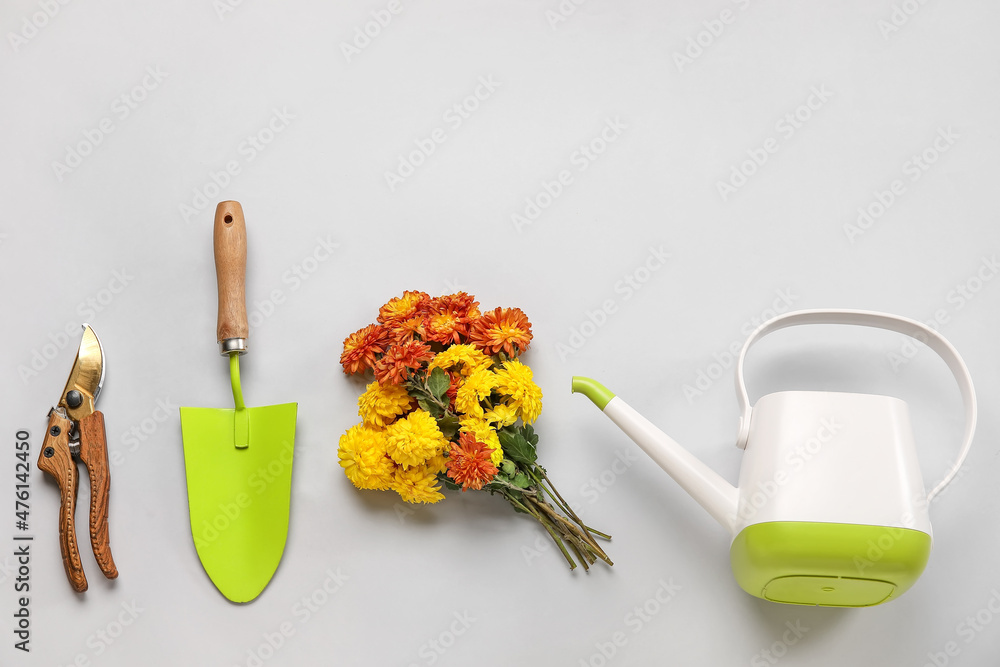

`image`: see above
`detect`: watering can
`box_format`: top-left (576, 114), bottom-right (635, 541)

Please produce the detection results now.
top-left (573, 309), bottom-right (977, 607)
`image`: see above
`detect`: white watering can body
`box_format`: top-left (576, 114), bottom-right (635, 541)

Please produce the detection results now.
top-left (574, 309), bottom-right (976, 607)
top-left (734, 391), bottom-right (929, 535)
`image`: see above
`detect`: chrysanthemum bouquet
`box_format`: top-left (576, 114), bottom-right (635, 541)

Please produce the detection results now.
top-left (337, 290), bottom-right (612, 570)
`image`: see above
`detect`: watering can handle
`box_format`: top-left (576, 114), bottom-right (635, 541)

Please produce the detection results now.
top-left (734, 309), bottom-right (976, 501)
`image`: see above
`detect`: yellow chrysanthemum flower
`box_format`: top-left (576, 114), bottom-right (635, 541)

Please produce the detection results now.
top-left (459, 417), bottom-right (504, 467)
top-left (427, 343), bottom-right (493, 377)
top-left (425, 451), bottom-right (449, 475)
top-left (338, 423), bottom-right (395, 490)
top-left (494, 360), bottom-right (543, 423)
top-left (391, 465), bottom-right (445, 504)
top-left (385, 409), bottom-right (448, 468)
top-left (455, 368), bottom-right (497, 419)
top-left (484, 403), bottom-right (518, 428)
top-left (358, 381), bottom-right (413, 428)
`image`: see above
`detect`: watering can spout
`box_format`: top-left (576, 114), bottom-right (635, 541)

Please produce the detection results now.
top-left (572, 377), bottom-right (739, 533)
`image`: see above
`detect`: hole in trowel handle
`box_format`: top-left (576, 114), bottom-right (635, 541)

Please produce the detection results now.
top-left (224, 214), bottom-right (233, 224)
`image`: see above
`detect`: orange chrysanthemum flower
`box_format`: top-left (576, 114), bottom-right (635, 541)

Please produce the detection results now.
top-left (341, 324), bottom-right (391, 375)
top-left (424, 312), bottom-right (463, 345)
top-left (434, 292), bottom-right (480, 319)
top-left (378, 290), bottom-right (431, 325)
top-left (424, 292), bottom-right (480, 345)
top-left (468, 307), bottom-right (533, 357)
top-left (389, 315), bottom-right (426, 345)
top-left (446, 432), bottom-right (499, 491)
top-left (374, 340), bottom-right (434, 385)
top-left (445, 371), bottom-right (460, 408)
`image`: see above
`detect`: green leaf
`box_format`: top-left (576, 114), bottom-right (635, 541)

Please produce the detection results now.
top-left (498, 430), bottom-right (537, 466)
top-left (520, 423), bottom-right (539, 446)
top-left (437, 414), bottom-right (460, 439)
top-left (437, 473), bottom-right (462, 491)
top-left (427, 367), bottom-right (450, 400)
top-left (512, 472), bottom-right (531, 489)
top-left (417, 399), bottom-right (442, 418)
top-left (500, 460), bottom-right (516, 476)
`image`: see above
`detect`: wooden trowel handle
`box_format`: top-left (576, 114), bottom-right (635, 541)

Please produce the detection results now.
top-left (214, 201), bottom-right (248, 353)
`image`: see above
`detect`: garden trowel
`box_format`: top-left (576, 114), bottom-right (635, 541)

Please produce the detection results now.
top-left (180, 201), bottom-right (297, 603)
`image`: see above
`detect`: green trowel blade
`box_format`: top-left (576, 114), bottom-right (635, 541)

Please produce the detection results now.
top-left (179, 402), bottom-right (297, 603)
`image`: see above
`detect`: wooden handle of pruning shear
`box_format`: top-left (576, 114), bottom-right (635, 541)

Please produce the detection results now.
top-left (214, 201), bottom-right (248, 347)
top-left (37, 411), bottom-right (87, 593)
top-left (78, 410), bottom-right (118, 580)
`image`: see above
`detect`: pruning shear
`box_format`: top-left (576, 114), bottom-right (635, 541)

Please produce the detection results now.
top-left (38, 324), bottom-right (118, 592)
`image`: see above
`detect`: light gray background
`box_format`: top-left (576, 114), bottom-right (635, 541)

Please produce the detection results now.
top-left (2, 1), bottom-right (999, 665)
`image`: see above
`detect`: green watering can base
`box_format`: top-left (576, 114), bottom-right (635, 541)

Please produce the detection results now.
top-left (730, 521), bottom-right (932, 607)
top-left (180, 402), bottom-right (297, 603)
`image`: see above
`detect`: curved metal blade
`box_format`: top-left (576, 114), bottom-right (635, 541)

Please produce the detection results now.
top-left (58, 324), bottom-right (105, 422)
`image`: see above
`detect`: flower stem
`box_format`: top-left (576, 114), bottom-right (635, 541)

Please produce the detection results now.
top-left (529, 469), bottom-right (613, 567)
top-left (531, 493), bottom-right (613, 567)
top-left (513, 487), bottom-right (614, 570)
top-left (583, 526), bottom-right (612, 541)
top-left (505, 493), bottom-right (576, 570)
